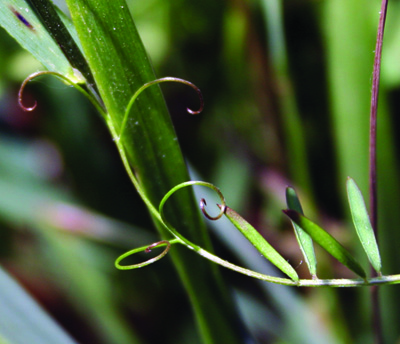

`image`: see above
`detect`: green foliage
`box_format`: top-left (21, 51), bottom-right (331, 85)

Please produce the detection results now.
top-left (223, 205), bottom-right (299, 281)
top-left (283, 210), bottom-right (366, 279)
top-left (285, 187), bottom-right (317, 278)
top-left (1, 0), bottom-right (400, 343)
top-left (347, 177), bottom-right (382, 274)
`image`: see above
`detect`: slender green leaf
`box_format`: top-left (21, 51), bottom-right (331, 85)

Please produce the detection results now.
top-left (224, 206), bottom-right (299, 281)
top-left (0, 266), bottom-right (78, 344)
top-left (283, 210), bottom-right (366, 279)
top-left (346, 177), bottom-right (382, 273)
top-left (0, 0), bottom-right (79, 82)
top-left (286, 187), bottom-right (317, 277)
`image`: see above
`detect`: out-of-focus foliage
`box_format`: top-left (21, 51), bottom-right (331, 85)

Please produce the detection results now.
top-left (1, 0), bottom-right (400, 343)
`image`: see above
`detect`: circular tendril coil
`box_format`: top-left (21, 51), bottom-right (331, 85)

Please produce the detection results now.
top-left (200, 198), bottom-right (226, 220)
top-left (115, 240), bottom-right (171, 270)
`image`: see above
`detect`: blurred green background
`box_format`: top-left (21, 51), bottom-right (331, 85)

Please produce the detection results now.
top-left (1, 0), bottom-right (400, 343)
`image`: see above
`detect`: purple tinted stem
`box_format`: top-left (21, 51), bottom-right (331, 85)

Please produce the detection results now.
top-left (369, 1), bottom-right (388, 343)
top-left (369, 0), bottom-right (388, 242)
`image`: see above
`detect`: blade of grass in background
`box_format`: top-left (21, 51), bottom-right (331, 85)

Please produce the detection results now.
top-left (0, 265), bottom-right (78, 344)
top-left (64, 0), bottom-right (247, 342)
top-left (260, 0), bottom-right (315, 207)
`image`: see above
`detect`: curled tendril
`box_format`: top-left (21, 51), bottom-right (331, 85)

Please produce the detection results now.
top-left (115, 240), bottom-right (172, 270)
top-left (119, 77), bottom-right (204, 139)
top-left (200, 199), bottom-right (226, 220)
top-left (18, 71), bottom-right (47, 111)
top-left (18, 70), bottom-right (106, 116)
top-left (159, 181), bottom-right (227, 244)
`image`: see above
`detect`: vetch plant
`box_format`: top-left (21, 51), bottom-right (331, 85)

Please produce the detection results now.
top-left (0, 0), bottom-right (396, 342)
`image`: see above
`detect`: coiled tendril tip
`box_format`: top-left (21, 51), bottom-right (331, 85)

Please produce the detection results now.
top-left (200, 198), bottom-right (226, 220)
top-left (18, 71), bottom-right (43, 111)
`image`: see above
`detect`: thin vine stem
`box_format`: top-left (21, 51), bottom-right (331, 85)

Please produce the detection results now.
top-left (369, 1), bottom-right (388, 343)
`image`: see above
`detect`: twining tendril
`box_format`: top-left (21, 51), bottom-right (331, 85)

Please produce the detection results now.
top-left (18, 71), bottom-right (106, 117)
top-left (159, 181), bottom-right (227, 241)
top-left (118, 77), bottom-right (204, 139)
top-left (115, 240), bottom-right (179, 270)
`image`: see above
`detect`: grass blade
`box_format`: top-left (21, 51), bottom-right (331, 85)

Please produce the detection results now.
top-left (224, 206), bottom-right (299, 281)
top-left (28, 0), bottom-right (95, 87)
top-left (283, 210), bottom-right (366, 279)
top-left (346, 177), bottom-right (382, 273)
top-left (0, 266), bottom-right (78, 344)
top-left (0, 0), bottom-right (79, 82)
top-left (286, 187), bottom-right (317, 278)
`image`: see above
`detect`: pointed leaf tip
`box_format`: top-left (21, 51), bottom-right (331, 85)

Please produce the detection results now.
top-left (284, 209), bottom-right (367, 279)
top-left (285, 189), bottom-right (317, 277)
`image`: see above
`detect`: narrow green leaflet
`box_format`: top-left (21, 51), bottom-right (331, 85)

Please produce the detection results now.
top-left (286, 187), bottom-right (317, 278)
top-left (224, 206), bottom-right (299, 281)
top-left (0, 0), bottom-right (79, 82)
top-left (346, 177), bottom-right (382, 273)
top-left (283, 210), bottom-right (367, 279)
top-left (0, 266), bottom-right (78, 344)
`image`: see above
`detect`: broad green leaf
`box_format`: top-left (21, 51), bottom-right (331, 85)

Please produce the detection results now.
top-left (65, 1), bottom-right (246, 342)
top-left (286, 187), bottom-right (317, 278)
top-left (346, 177), bottom-right (382, 273)
top-left (0, 0), bottom-right (79, 82)
top-left (0, 265), bottom-right (78, 344)
top-left (283, 210), bottom-right (366, 279)
top-left (224, 206), bottom-right (299, 281)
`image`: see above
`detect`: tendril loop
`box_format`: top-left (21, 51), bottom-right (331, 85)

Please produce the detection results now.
top-left (200, 198), bottom-right (226, 220)
top-left (115, 240), bottom-right (172, 270)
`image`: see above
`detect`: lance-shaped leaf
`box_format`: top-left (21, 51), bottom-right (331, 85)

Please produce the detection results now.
top-left (346, 177), bottom-right (382, 273)
top-left (286, 187), bottom-right (317, 278)
top-left (223, 206), bottom-right (299, 281)
top-left (283, 210), bottom-right (366, 279)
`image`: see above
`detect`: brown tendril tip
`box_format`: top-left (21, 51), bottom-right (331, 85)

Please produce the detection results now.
top-left (159, 77), bottom-right (204, 115)
top-left (18, 71), bottom-right (56, 111)
top-left (200, 198), bottom-right (226, 220)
